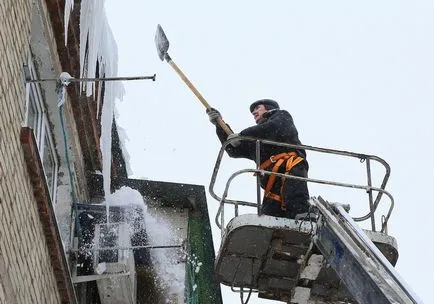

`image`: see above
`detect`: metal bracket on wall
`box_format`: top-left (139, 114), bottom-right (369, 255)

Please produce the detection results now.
top-left (23, 70), bottom-right (156, 84)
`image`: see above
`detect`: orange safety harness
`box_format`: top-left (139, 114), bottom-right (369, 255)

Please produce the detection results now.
top-left (258, 152), bottom-right (304, 210)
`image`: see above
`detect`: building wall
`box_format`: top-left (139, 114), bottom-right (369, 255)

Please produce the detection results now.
top-left (30, 0), bottom-right (89, 250)
top-left (0, 1), bottom-right (62, 303)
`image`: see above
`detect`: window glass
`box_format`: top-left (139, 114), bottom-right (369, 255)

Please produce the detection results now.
top-left (24, 57), bottom-right (58, 204)
top-left (28, 93), bottom-right (37, 129)
top-left (28, 86), bottom-right (42, 144)
top-left (42, 128), bottom-right (56, 197)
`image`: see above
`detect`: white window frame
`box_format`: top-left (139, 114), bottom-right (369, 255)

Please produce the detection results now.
top-left (24, 57), bottom-right (59, 205)
top-left (24, 69), bottom-right (43, 146)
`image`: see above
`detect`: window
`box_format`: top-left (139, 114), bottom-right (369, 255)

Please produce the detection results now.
top-left (26, 74), bottom-right (43, 143)
top-left (41, 125), bottom-right (57, 200)
top-left (24, 57), bottom-right (59, 204)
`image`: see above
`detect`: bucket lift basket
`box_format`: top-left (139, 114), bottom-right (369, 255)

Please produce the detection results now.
top-left (209, 138), bottom-right (405, 303)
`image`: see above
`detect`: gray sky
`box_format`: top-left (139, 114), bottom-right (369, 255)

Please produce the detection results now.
top-left (105, 1), bottom-right (434, 303)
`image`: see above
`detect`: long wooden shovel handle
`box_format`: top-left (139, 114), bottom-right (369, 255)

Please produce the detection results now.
top-left (167, 60), bottom-right (233, 135)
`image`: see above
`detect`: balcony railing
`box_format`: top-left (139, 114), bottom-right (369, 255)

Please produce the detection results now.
top-left (209, 136), bottom-right (394, 235)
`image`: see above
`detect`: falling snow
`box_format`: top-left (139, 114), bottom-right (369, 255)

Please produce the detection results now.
top-left (104, 187), bottom-right (186, 298)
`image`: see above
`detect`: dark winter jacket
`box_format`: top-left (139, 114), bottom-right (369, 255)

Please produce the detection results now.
top-left (216, 109), bottom-right (307, 166)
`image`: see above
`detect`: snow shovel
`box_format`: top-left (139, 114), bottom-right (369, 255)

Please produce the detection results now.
top-left (155, 24), bottom-right (233, 135)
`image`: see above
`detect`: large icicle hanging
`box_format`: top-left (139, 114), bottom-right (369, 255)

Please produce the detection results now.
top-left (64, 0), bottom-right (74, 45)
top-left (115, 108), bottom-right (133, 176)
top-left (79, 0), bottom-right (125, 197)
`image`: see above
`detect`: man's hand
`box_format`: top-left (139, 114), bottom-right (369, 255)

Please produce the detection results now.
top-left (206, 108), bottom-right (222, 125)
top-left (227, 133), bottom-right (241, 147)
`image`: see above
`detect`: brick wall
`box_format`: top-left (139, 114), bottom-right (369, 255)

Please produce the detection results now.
top-left (0, 1), bottom-right (62, 303)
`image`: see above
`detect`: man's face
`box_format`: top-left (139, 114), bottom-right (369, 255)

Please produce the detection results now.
top-left (251, 104), bottom-right (267, 124)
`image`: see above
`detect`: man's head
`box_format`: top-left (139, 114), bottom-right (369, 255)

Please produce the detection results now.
top-left (249, 99), bottom-right (280, 124)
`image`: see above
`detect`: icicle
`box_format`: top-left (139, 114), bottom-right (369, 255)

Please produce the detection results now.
top-left (100, 80), bottom-right (114, 199)
top-left (64, 0), bottom-right (74, 45)
top-left (114, 108), bottom-right (133, 176)
top-left (78, 0), bottom-right (125, 201)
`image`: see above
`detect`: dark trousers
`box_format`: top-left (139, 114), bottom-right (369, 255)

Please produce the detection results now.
top-left (260, 160), bottom-right (310, 219)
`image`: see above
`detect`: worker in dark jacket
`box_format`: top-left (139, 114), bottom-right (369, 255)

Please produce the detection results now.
top-left (207, 99), bottom-right (310, 219)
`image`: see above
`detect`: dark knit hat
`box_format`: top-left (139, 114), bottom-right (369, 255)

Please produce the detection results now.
top-left (249, 99), bottom-right (280, 112)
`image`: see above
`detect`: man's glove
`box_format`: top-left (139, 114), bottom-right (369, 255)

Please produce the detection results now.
top-left (227, 133), bottom-right (241, 147)
top-left (206, 108), bottom-right (222, 125)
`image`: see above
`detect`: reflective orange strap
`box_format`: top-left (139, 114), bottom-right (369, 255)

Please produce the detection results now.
top-left (285, 155), bottom-right (303, 172)
top-left (262, 153), bottom-right (304, 210)
top-left (264, 158), bottom-right (285, 195)
top-left (279, 155), bottom-right (303, 210)
top-left (265, 192), bottom-right (282, 202)
top-left (259, 152), bottom-right (298, 170)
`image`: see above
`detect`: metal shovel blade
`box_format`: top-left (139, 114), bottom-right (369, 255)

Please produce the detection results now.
top-left (155, 24), bottom-right (170, 61)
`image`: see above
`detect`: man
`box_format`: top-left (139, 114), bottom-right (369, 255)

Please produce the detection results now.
top-left (207, 99), bottom-right (310, 219)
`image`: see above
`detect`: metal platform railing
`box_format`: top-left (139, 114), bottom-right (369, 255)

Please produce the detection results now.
top-left (209, 136), bottom-right (394, 234)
